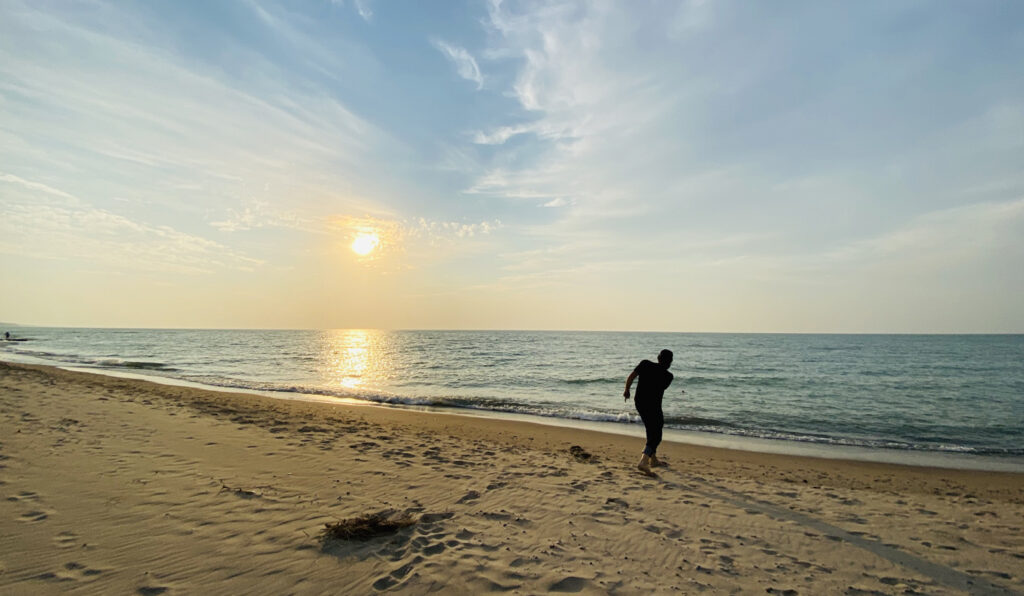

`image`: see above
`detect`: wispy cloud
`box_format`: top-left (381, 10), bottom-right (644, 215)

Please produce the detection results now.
top-left (209, 201), bottom-right (322, 234)
top-left (470, 1), bottom-right (1024, 282)
top-left (823, 197), bottom-right (1024, 272)
top-left (0, 173), bottom-right (78, 202)
top-left (0, 2), bottom-right (394, 218)
top-left (354, 0), bottom-right (373, 21)
top-left (465, 0), bottom-right (686, 224)
top-left (408, 218), bottom-right (502, 242)
top-left (472, 124), bottom-right (533, 145)
top-left (431, 39), bottom-right (484, 90)
top-left (470, 121), bottom-right (572, 145)
top-left (0, 174), bottom-right (262, 275)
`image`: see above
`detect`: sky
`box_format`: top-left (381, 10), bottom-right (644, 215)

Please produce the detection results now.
top-left (1, 0), bottom-right (1023, 332)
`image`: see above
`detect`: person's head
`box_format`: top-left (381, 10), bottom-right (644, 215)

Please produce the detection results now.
top-left (657, 349), bottom-right (673, 367)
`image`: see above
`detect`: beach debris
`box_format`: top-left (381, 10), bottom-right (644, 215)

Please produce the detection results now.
top-left (218, 482), bottom-right (262, 499)
top-left (320, 510), bottom-right (418, 543)
top-left (569, 445), bottom-right (596, 463)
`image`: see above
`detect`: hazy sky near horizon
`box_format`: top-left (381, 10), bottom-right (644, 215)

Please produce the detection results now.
top-left (2, 0), bottom-right (1023, 332)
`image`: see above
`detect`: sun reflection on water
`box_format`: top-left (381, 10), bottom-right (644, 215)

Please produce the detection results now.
top-left (318, 329), bottom-right (389, 391)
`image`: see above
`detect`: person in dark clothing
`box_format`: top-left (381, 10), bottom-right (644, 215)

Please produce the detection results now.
top-left (623, 349), bottom-right (678, 475)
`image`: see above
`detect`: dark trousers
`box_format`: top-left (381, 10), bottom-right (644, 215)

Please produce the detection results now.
top-left (636, 402), bottom-right (663, 456)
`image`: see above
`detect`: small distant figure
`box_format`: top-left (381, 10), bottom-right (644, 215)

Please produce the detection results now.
top-left (3, 332), bottom-right (9, 341)
top-left (624, 349), bottom-right (678, 476)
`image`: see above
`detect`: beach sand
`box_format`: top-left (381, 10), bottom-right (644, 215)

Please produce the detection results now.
top-left (1, 361), bottom-right (1022, 595)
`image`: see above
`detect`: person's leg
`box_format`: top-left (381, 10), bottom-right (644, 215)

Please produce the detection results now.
top-left (649, 409), bottom-right (663, 454)
top-left (636, 405), bottom-right (657, 476)
top-left (646, 409), bottom-right (664, 466)
top-left (638, 406), bottom-right (660, 455)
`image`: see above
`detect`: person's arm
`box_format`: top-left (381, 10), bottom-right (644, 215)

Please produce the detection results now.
top-left (623, 369), bottom-right (638, 401)
top-left (665, 373), bottom-right (674, 389)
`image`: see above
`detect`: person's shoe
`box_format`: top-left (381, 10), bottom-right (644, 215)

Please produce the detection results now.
top-left (637, 454), bottom-right (655, 476)
top-left (650, 455), bottom-right (664, 468)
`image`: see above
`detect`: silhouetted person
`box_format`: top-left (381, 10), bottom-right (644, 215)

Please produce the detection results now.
top-left (3, 332), bottom-right (9, 340)
top-left (624, 349), bottom-right (677, 475)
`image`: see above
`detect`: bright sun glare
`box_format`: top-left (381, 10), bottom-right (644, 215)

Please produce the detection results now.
top-left (351, 233), bottom-right (380, 256)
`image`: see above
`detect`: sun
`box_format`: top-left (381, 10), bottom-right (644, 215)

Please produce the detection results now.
top-left (351, 233), bottom-right (380, 256)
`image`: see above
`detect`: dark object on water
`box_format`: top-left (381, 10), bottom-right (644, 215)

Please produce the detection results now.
top-left (321, 510), bottom-right (418, 542)
top-left (569, 445), bottom-right (596, 463)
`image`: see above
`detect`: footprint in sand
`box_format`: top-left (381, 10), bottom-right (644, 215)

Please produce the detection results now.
top-left (53, 531), bottom-right (79, 549)
top-left (365, 512), bottom-right (464, 591)
top-left (604, 497), bottom-right (629, 509)
top-left (35, 561), bottom-right (106, 585)
top-left (967, 569), bottom-right (1013, 580)
top-left (19, 509), bottom-right (49, 522)
top-left (548, 576), bottom-right (591, 592)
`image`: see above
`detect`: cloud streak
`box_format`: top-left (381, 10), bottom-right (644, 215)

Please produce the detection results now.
top-left (0, 174), bottom-right (262, 275)
top-left (432, 39), bottom-right (484, 89)
top-left (354, 0), bottom-right (373, 21)
top-left (0, 1), bottom-right (395, 218)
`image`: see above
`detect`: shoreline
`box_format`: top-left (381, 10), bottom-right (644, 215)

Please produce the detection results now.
top-left (5, 359), bottom-right (1024, 492)
top-left (6, 356), bottom-right (1023, 473)
top-left (2, 360), bottom-right (1023, 594)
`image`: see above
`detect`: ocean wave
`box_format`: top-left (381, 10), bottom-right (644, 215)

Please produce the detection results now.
top-left (41, 356), bottom-right (184, 372)
top-left (175, 375), bottom-right (637, 423)
top-left (100, 359), bottom-right (179, 372)
top-left (662, 423), bottom-right (1024, 456)
top-left (682, 375), bottom-right (788, 388)
top-left (683, 376), bottom-right (719, 385)
top-left (559, 376), bottom-right (621, 385)
top-left (1, 349), bottom-right (180, 372)
top-left (665, 415), bottom-right (735, 428)
top-left (0, 346), bottom-right (58, 358)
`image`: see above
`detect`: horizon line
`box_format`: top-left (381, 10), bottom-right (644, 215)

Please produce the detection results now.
top-left (3, 323), bottom-right (1023, 336)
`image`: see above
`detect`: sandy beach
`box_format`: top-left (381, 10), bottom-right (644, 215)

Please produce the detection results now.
top-left (1, 361), bottom-right (1022, 595)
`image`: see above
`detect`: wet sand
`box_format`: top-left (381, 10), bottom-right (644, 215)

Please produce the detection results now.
top-left (1, 361), bottom-right (1022, 594)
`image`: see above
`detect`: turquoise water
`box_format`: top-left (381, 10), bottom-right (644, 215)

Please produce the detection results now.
top-left (3, 328), bottom-right (1022, 460)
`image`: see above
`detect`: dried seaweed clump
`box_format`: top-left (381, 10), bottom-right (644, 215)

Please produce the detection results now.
top-left (569, 445), bottom-right (596, 463)
top-left (321, 510), bottom-right (418, 543)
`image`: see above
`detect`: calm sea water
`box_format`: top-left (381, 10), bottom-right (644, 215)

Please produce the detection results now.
top-left (3, 328), bottom-right (1022, 462)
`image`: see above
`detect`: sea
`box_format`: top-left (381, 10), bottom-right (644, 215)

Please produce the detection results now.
top-left (3, 327), bottom-right (1023, 471)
